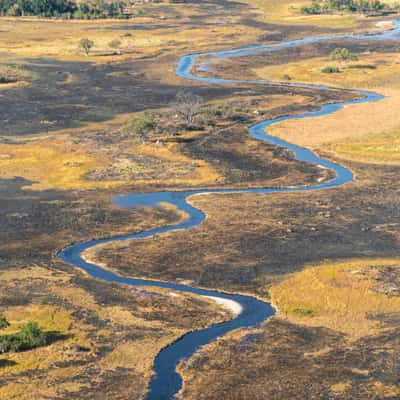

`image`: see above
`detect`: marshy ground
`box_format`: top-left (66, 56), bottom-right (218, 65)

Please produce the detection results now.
top-left (1, 0), bottom-right (400, 398)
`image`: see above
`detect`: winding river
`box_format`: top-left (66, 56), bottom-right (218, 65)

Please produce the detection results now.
top-left (58, 20), bottom-right (400, 400)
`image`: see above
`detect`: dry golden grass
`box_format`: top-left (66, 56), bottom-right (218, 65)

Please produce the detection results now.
top-left (254, 52), bottom-right (400, 91)
top-left (242, 0), bottom-right (358, 27)
top-left (331, 129), bottom-right (400, 164)
top-left (0, 138), bottom-right (119, 190)
top-left (0, 134), bottom-right (224, 190)
top-left (373, 382), bottom-right (400, 398)
top-left (2, 305), bottom-right (71, 335)
top-left (254, 52), bottom-right (400, 164)
top-left (0, 265), bottom-right (231, 399)
top-left (270, 258), bottom-right (400, 340)
top-left (330, 382), bottom-right (352, 395)
top-left (0, 14), bottom-right (266, 63)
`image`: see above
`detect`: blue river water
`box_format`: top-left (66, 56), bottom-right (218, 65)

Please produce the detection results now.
top-left (58, 20), bottom-right (400, 400)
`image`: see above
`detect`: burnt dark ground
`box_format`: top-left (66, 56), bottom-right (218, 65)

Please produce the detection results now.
top-left (94, 161), bottom-right (400, 295)
top-left (179, 319), bottom-right (400, 400)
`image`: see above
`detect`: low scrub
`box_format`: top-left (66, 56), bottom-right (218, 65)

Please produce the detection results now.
top-left (301, 0), bottom-right (388, 15)
top-left (122, 112), bottom-right (156, 137)
top-left (0, 322), bottom-right (47, 354)
top-left (321, 65), bottom-right (341, 73)
top-left (330, 47), bottom-right (358, 62)
top-left (0, 0), bottom-right (134, 19)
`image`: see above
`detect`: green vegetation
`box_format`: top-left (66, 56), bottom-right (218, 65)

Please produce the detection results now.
top-left (0, 0), bottom-right (130, 18)
top-left (79, 38), bottom-right (94, 56)
top-left (291, 308), bottom-right (316, 317)
top-left (122, 111), bottom-right (156, 136)
top-left (301, 0), bottom-right (388, 15)
top-left (0, 315), bottom-right (9, 330)
top-left (321, 65), bottom-right (341, 73)
top-left (330, 47), bottom-right (358, 62)
top-left (0, 322), bottom-right (46, 354)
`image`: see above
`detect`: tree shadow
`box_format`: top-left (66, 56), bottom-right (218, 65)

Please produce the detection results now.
top-left (45, 331), bottom-right (71, 345)
top-left (0, 359), bottom-right (17, 368)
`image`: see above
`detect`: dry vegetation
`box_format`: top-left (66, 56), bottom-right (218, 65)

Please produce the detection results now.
top-left (176, 259), bottom-right (400, 399)
top-left (0, 11), bottom-right (267, 63)
top-left (0, 265), bottom-right (232, 399)
top-left (243, 0), bottom-right (366, 27)
top-left (253, 50), bottom-right (400, 164)
top-left (270, 258), bottom-right (400, 339)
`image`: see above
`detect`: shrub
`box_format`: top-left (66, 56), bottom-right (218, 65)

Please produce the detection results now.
top-left (79, 38), bottom-right (94, 56)
top-left (0, 322), bottom-right (46, 354)
top-left (0, 315), bottom-right (9, 330)
top-left (301, 2), bottom-right (322, 14)
top-left (330, 47), bottom-right (358, 62)
top-left (291, 308), bottom-right (316, 317)
top-left (122, 111), bottom-right (156, 136)
top-left (321, 65), bottom-right (341, 73)
top-left (19, 322), bottom-right (46, 348)
top-left (300, 0), bottom-right (387, 14)
top-left (0, 0), bottom-right (129, 18)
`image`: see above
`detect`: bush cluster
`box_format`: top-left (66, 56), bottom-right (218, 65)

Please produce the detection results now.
top-left (0, 321), bottom-right (47, 354)
top-left (301, 0), bottom-right (387, 14)
top-left (122, 111), bottom-right (156, 136)
top-left (321, 65), bottom-right (341, 73)
top-left (0, 0), bottom-right (129, 18)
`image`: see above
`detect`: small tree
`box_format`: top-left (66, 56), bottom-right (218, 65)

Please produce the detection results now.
top-left (301, 1), bottom-right (321, 14)
top-left (79, 38), bottom-right (94, 56)
top-left (122, 111), bottom-right (156, 137)
top-left (0, 314), bottom-right (9, 330)
top-left (330, 47), bottom-right (358, 62)
top-left (173, 90), bottom-right (203, 125)
top-left (19, 322), bottom-right (46, 349)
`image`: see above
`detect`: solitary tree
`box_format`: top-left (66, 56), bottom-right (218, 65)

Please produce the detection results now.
top-left (0, 314), bottom-right (9, 330)
top-left (330, 47), bottom-right (358, 62)
top-left (173, 90), bottom-right (203, 124)
top-left (79, 38), bottom-right (94, 56)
